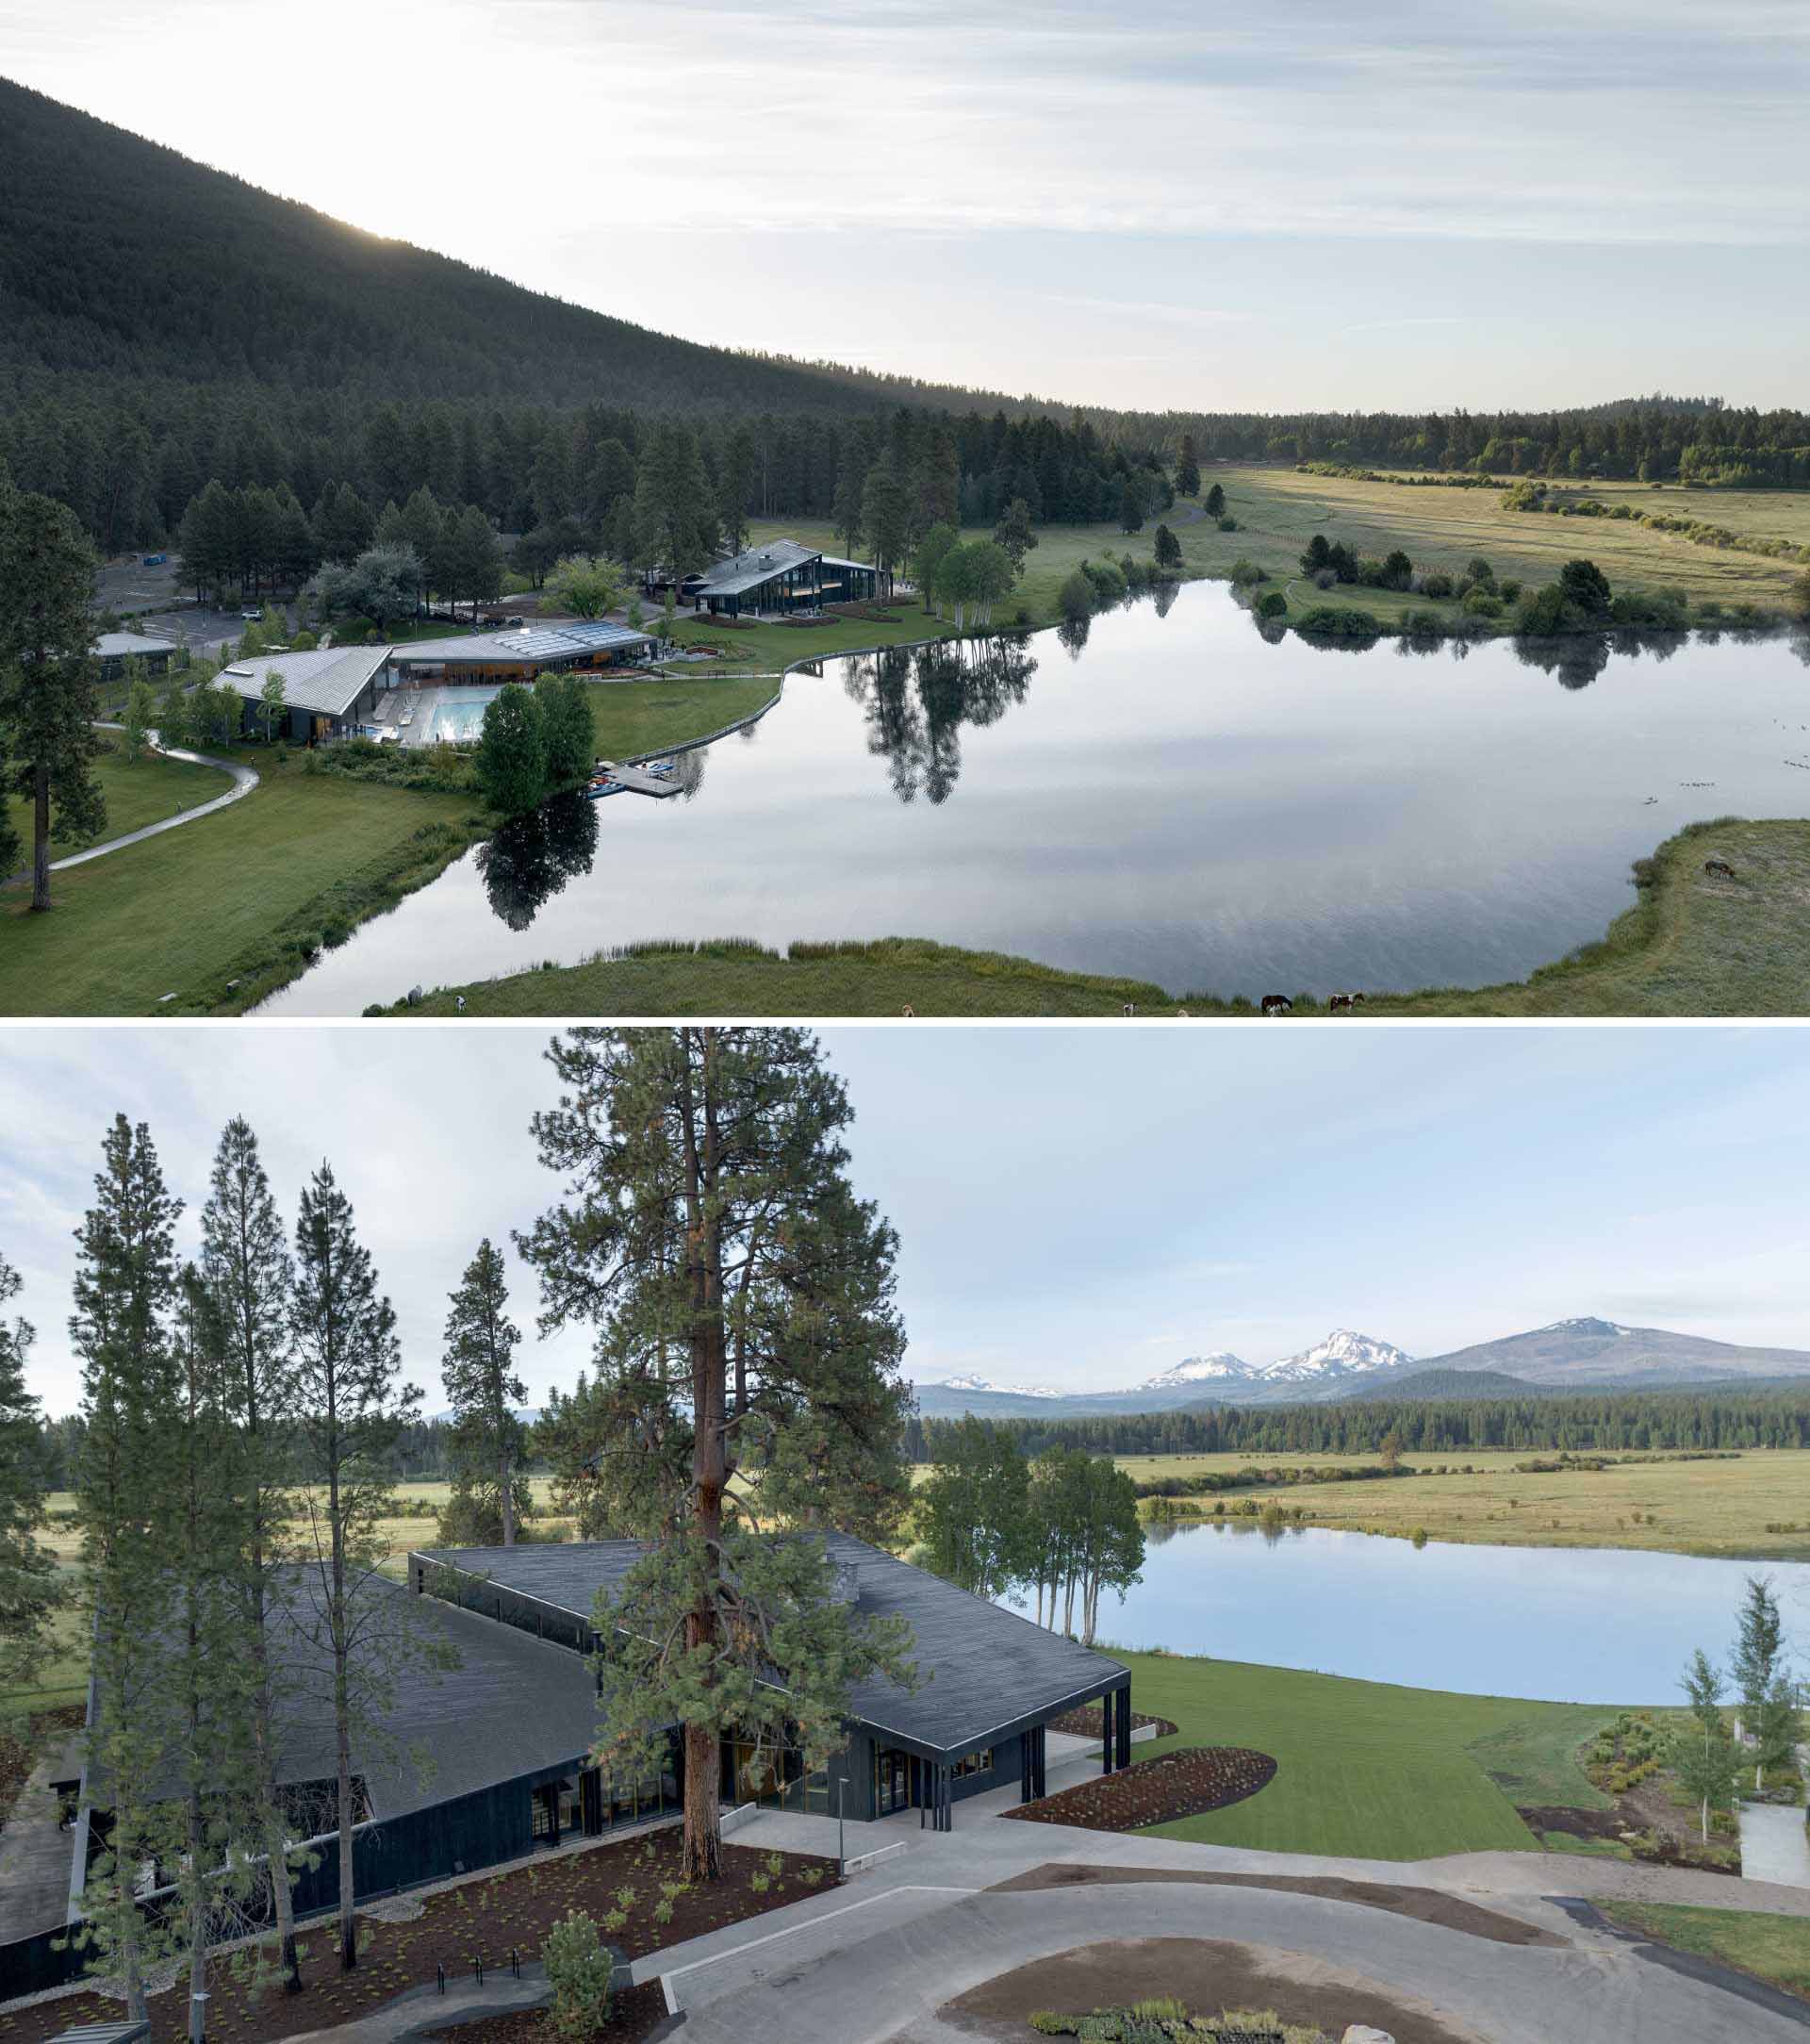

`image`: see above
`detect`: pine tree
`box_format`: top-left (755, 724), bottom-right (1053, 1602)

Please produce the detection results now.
top-left (518, 1029), bottom-right (916, 1880)
top-left (0, 488), bottom-right (106, 910)
top-left (441, 1240), bottom-right (530, 1547)
top-left (476, 686), bottom-right (548, 815)
top-left (1176, 435), bottom-right (1201, 498)
top-left (288, 1162), bottom-right (425, 1971)
top-left (70, 1115), bottom-right (185, 2019)
top-left (0, 1251), bottom-right (59, 1686)
top-left (200, 1117), bottom-right (306, 1992)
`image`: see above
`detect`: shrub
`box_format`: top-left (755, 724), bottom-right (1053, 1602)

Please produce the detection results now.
top-left (1462, 589), bottom-right (1504, 618)
top-left (1228, 557), bottom-right (1266, 586)
top-left (542, 1912), bottom-right (614, 2039)
top-left (1083, 558), bottom-right (1128, 604)
top-left (1028, 2018), bottom-right (1078, 2037)
top-left (1256, 591), bottom-right (1287, 619)
top-left (1216, 514), bottom-right (1239, 531)
top-left (1294, 604), bottom-right (1380, 644)
top-left (1058, 568), bottom-right (1095, 621)
top-left (1422, 570), bottom-right (1454, 599)
top-left (1499, 578), bottom-right (1522, 602)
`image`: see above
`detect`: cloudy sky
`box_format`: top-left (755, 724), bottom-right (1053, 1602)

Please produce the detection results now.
top-left (2, 0), bottom-right (1805, 410)
top-left (4, 1024), bottom-right (1808, 1417)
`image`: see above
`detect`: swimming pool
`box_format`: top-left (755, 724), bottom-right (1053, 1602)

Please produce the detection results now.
top-left (420, 685), bottom-right (502, 743)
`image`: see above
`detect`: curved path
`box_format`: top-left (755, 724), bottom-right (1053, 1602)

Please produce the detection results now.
top-left (643, 1792), bottom-right (1810, 2044)
top-left (669, 1878), bottom-right (1807, 2044)
top-left (46, 728), bottom-right (257, 873)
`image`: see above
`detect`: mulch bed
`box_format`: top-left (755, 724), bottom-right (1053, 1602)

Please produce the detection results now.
top-left (0, 1834), bottom-right (835, 2044)
top-left (985, 1863), bottom-right (1566, 1949)
top-left (1519, 1801), bottom-right (1740, 1874)
top-left (1046, 1705), bottom-right (1178, 1741)
top-left (939, 1937), bottom-right (1474, 2044)
top-left (422, 1982), bottom-right (666, 2044)
top-left (1000, 1748), bottom-right (1275, 1831)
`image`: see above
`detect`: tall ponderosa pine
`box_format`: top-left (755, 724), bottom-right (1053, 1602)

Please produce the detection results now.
top-left (518, 1028), bottom-right (916, 1880)
top-left (0, 487), bottom-right (105, 909)
top-left (168, 1266), bottom-right (262, 2044)
top-left (0, 1251), bottom-right (60, 1685)
top-left (289, 1162), bottom-right (426, 1972)
top-left (70, 1116), bottom-right (185, 2019)
top-left (441, 1239), bottom-right (531, 1546)
top-left (200, 1117), bottom-right (306, 1992)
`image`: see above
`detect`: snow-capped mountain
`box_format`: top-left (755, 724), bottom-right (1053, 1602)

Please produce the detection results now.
top-left (1256, 1329), bottom-right (1414, 1383)
top-left (1138, 1352), bottom-right (1256, 1388)
top-left (935, 1373), bottom-right (1067, 1399)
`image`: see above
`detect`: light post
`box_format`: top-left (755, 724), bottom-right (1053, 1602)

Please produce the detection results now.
top-left (836, 1773), bottom-right (850, 1873)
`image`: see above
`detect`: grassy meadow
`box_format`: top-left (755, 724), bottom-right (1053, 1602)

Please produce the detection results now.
top-left (1114, 1648), bottom-right (1616, 1859)
top-left (1112, 1447), bottom-right (1810, 1560)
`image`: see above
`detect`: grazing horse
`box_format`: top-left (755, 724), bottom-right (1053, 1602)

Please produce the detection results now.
top-left (1351, 993), bottom-right (1367, 1005)
top-left (1703, 857), bottom-right (1736, 880)
top-left (1261, 994), bottom-right (1292, 1016)
top-left (1329, 993), bottom-right (1353, 1013)
top-left (1123, 1003), bottom-right (1136, 1017)
top-left (901, 1004), bottom-right (916, 1017)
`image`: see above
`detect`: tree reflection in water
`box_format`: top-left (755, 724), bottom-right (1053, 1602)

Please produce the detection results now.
top-left (843, 634), bottom-right (1038, 803)
top-left (478, 790), bottom-right (599, 930)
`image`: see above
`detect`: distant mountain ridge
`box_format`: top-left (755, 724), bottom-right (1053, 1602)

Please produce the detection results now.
top-left (913, 1316), bottom-right (1810, 1419)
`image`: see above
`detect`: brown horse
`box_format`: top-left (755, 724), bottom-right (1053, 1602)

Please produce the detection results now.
top-left (1261, 994), bottom-right (1292, 1015)
top-left (1703, 858), bottom-right (1736, 881)
top-left (1329, 993), bottom-right (1353, 1013)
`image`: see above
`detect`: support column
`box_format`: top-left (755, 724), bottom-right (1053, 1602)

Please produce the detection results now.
top-left (1021, 1738), bottom-right (1032, 1804)
top-left (1116, 1682), bottom-right (1132, 1772)
top-left (1102, 1686), bottom-right (1114, 1774)
top-left (1032, 1724), bottom-right (1046, 1799)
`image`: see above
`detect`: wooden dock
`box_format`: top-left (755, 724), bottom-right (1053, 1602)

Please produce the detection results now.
top-left (595, 759), bottom-right (681, 799)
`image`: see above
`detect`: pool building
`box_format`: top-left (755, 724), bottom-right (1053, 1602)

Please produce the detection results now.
top-left (222, 644), bottom-right (393, 743)
top-left (387, 619), bottom-right (657, 685)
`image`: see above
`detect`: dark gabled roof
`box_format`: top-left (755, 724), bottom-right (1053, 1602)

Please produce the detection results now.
top-left (413, 1533), bottom-right (1126, 1763)
top-left (88, 1574), bottom-right (598, 1821)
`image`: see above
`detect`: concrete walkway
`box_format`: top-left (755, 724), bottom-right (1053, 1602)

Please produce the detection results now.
top-left (45, 728), bottom-right (257, 872)
top-left (1741, 1804), bottom-right (1810, 1888)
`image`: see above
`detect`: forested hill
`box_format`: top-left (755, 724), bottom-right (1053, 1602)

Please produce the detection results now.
top-left (0, 77), bottom-right (1005, 416)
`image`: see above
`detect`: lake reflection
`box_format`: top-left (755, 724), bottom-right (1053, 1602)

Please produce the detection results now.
top-left (263, 587), bottom-right (1810, 1014)
top-left (1061, 1521), bottom-right (1810, 1703)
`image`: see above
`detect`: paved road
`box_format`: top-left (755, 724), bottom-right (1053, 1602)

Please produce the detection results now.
top-left (636, 1788), bottom-right (1810, 2044)
top-left (668, 1875), bottom-right (1807, 2044)
top-left (43, 730), bottom-right (258, 873)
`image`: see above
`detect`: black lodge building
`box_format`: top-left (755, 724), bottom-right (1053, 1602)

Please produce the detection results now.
top-left (28, 1538), bottom-right (1128, 1984)
top-left (411, 1534), bottom-right (1131, 1834)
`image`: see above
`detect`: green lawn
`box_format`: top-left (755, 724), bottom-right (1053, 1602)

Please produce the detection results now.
top-left (0, 677), bottom-right (786, 1018)
top-left (0, 1572), bottom-right (87, 1721)
top-left (1112, 1650), bottom-right (1616, 1861)
top-left (1595, 1901), bottom-right (1810, 2001)
top-left (585, 674), bottom-right (777, 756)
top-left (5, 731), bottom-right (231, 864)
top-left (0, 758), bottom-right (481, 1015)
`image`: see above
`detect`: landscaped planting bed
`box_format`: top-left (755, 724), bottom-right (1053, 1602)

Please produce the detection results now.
top-left (422, 1985), bottom-right (668, 2044)
top-left (0, 1834), bottom-right (836, 2044)
top-left (1047, 1705), bottom-right (1178, 1741)
top-left (1002, 1748), bottom-right (1276, 1831)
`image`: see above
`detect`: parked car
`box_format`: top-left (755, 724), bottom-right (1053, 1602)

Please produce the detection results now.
top-left (240, 607), bottom-right (263, 621)
top-left (141, 552), bottom-right (168, 566)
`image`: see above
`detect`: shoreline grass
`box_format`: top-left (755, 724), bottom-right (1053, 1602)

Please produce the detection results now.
top-left (379, 814), bottom-right (1810, 1017)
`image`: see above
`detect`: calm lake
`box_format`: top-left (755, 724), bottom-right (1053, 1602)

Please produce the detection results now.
top-left (1064, 1521), bottom-right (1810, 1703)
top-left (263, 586), bottom-right (1810, 1014)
